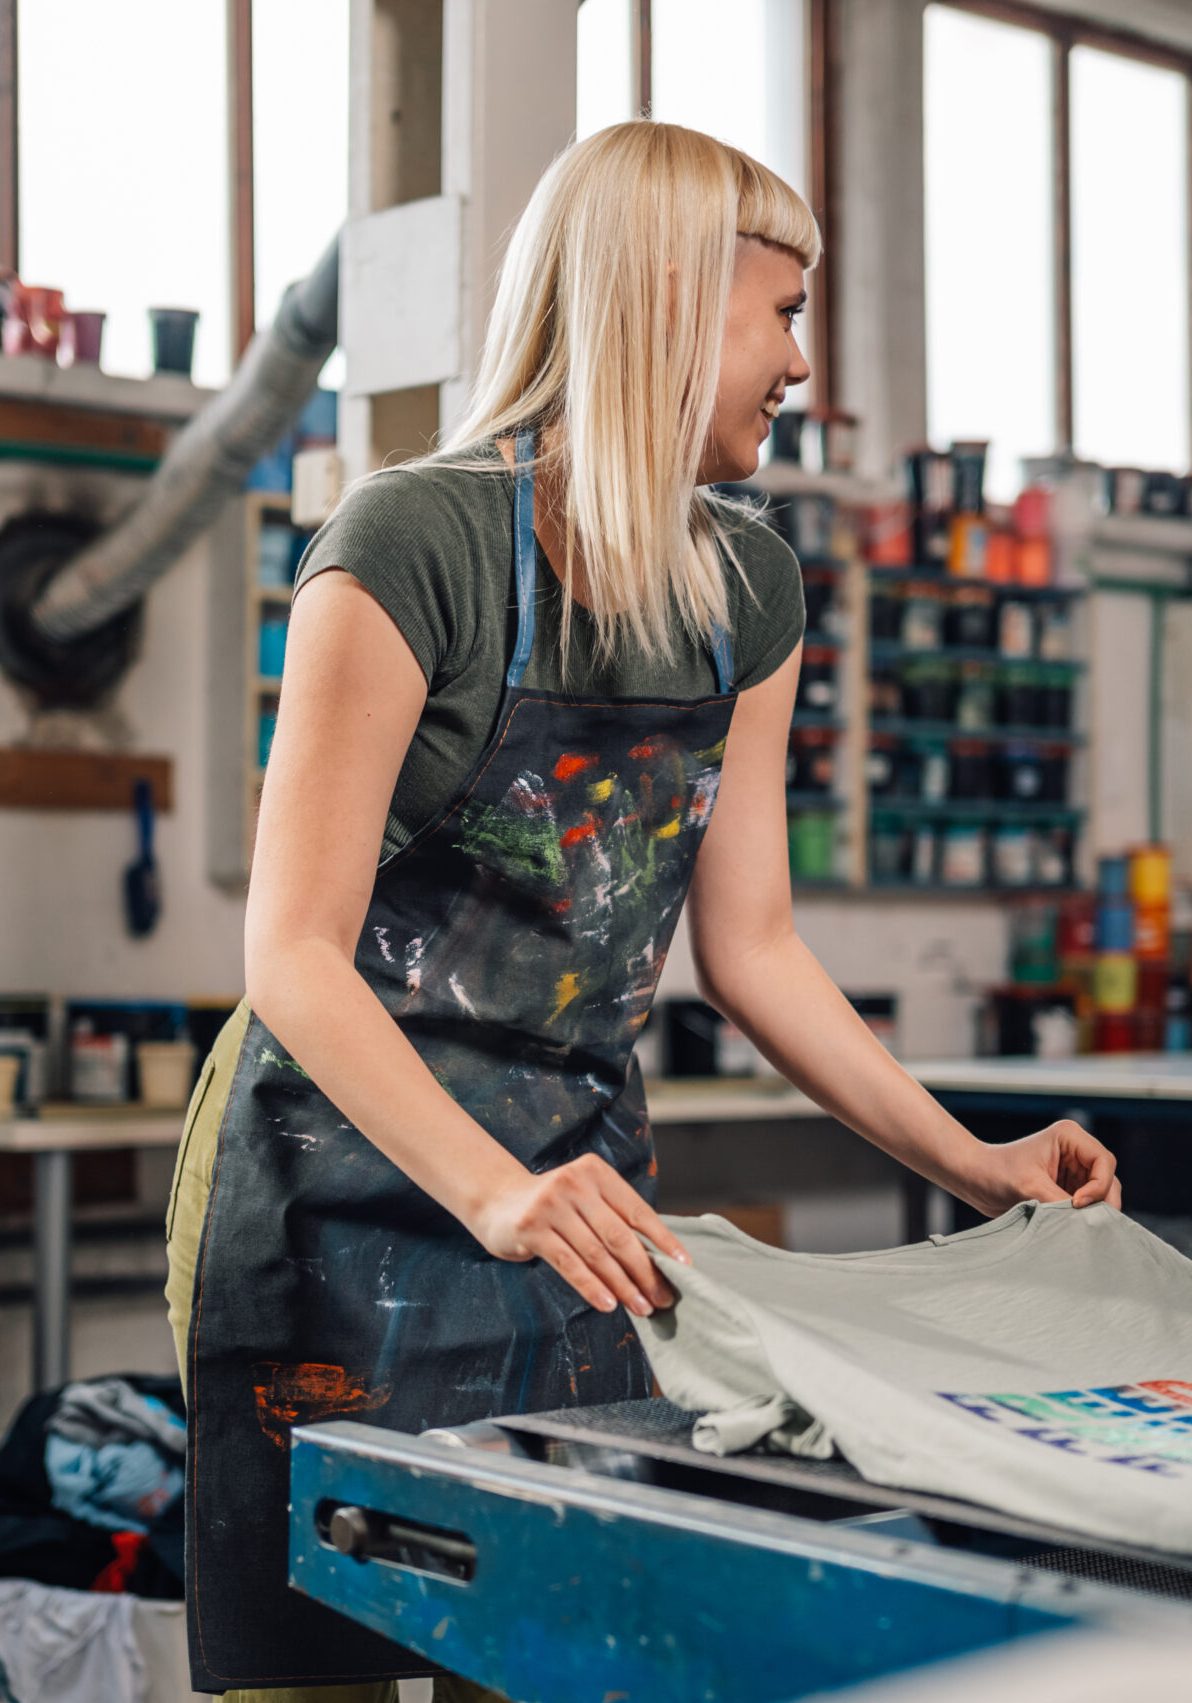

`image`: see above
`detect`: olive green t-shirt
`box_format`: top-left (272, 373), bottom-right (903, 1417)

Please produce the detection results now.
top-left (292, 441), bottom-right (805, 861)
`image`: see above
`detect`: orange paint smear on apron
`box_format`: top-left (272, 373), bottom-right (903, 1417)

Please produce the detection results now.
top-left (251, 1362), bottom-right (393, 1450)
top-left (554, 752), bottom-right (599, 781)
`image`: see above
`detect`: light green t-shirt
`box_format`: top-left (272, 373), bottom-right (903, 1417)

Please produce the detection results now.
top-left (293, 442), bottom-right (805, 860)
top-left (638, 1202), bottom-right (1192, 1554)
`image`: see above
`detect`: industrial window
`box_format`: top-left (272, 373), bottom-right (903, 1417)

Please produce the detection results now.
top-left (14, 0), bottom-right (233, 388)
top-left (251, 0), bottom-right (349, 392)
top-left (924, 5), bottom-right (1056, 502)
top-left (1070, 45), bottom-right (1189, 475)
top-left (925, 1), bottom-right (1192, 500)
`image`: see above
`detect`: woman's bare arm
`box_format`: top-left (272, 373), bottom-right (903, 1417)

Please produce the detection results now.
top-left (686, 644), bottom-right (1119, 1215)
top-left (244, 568), bottom-right (689, 1313)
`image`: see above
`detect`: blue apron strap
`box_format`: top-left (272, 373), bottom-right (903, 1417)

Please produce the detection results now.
top-left (709, 621), bottom-right (734, 695)
top-left (506, 428), bottom-right (539, 688)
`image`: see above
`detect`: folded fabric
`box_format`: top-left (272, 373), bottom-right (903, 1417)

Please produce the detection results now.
top-left (44, 1437), bottom-right (182, 1536)
top-left (47, 1379), bottom-right (185, 1459)
top-left (0, 1578), bottom-right (145, 1703)
top-left (635, 1201), bottom-right (1192, 1554)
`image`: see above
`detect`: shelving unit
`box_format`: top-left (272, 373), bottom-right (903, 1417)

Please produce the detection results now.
top-left (206, 489), bottom-right (313, 887)
top-left (761, 476), bottom-right (1094, 896)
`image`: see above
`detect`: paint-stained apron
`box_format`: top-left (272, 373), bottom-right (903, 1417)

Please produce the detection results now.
top-left (186, 430), bottom-right (739, 1692)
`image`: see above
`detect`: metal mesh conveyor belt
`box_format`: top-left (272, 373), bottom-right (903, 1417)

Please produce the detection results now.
top-left (490, 1397), bottom-right (1192, 1606)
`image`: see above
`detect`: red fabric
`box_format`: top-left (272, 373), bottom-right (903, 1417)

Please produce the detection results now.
top-left (91, 1529), bottom-right (148, 1593)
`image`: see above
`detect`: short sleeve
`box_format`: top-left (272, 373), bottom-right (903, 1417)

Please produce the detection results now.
top-left (724, 509), bottom-right (806, 692)
top-left (291, 469), bottom-right (476, 689)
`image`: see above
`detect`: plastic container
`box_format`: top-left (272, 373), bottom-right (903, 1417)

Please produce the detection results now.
top-left (950, 740), bottom-right (993, 801)
top-left (944, 584), bottom-right (996, 649)
top-left (998, 599), bottom-right (1035, 659)
top-left (955, 662), bottom-right (995, 729)
top-left (991, 825), bottom-right (1034, 887)
top-left (940, 824), bottom-right (986, 886)
top-left (1134, 903), bottom-right (1171, 961)
top-left (1129, 845), bottom-right (1172, 907)
top-left (869, 578), bottom-right (904, 642)
top-left (788, 811), bottom-right (836, 881)
top-left (1094, 1011), bottom-right (1136, 1053)
top-left (1035, 823), bottom-right (1074, 888)
top-left (1038, 665), bottom-right (1073, 731)
top-left (997, 743), bottom-right (1044, 804)
top-left (1010, 901), bottom-right (1058, 984)
top-left (1058, 895), bottom-right (1096, 956)
top-left (0, 1056), bottom-right (19, 1116)
top-left (918, 741), bottom-right (951, 803)
top-left (1094, 953), bottom-right (1138, 1014)
top-left (798, 645), bottom-right (838, 715)
top-left (259, 619), bottom-right (288, 679)
top-left (870, 814), bottom-right (911, 882)
top-left (1095, 898), bottom-right (1135, 954)
top-left (998, 664), bottom-right (1039, 728)
top-left (902, 583), bottom-right (945, 651)
top-left (787, 728), bottom-right (837, 794)
top-left (1098, 855), bottom-right (1130, 898)
top-left (258, 707), bottom-right (279, 770)
top-left (149, 306), bottom-right (199, 377)
top-left (136, 1040), bottom-right (198, 1108)
top-left (901, 660), bottom-right (955, 722)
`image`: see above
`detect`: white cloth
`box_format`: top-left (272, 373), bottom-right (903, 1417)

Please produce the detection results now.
top-left (0, 1580), bottom-right (144, 1703)
top-left (636, 1201), bottom-right (1192, 1553)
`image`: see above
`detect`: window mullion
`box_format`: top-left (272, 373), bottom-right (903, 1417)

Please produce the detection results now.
top-left (229, 0), bottom-right (255, 364)
top-left (0, 0), bottom-right (17, 272)
top-left (1052, 30), bottom-right (1073, 453)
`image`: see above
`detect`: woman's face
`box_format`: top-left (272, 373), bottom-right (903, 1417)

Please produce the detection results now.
top-left (699, 235), bottom-right (810, 485)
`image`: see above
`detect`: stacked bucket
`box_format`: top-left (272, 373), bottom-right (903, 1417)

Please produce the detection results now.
top-left (1091, 847), bottom-right (1174, 1052)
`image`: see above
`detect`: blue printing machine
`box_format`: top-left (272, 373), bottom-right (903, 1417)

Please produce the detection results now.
top-left (289, 1396), bottom-right (1191, 1701)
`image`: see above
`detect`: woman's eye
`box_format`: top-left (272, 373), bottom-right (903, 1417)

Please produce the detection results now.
top-left (782, 306), bottom-right (805, 328)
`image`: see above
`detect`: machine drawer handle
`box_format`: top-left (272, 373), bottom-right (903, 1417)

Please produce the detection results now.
top-left (320, 1501), bottom-right (477, 1581)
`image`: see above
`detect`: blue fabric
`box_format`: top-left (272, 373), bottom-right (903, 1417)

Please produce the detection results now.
top-left (43, 1436), bottom-right (182, 1536)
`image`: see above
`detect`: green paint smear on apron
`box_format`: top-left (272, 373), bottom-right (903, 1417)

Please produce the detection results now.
top-left (456, 799), bottom-right (567, 886)
top-left (258, 1047), bottom-right (312, 1080)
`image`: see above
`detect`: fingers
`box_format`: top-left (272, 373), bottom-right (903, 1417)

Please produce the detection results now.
top-left (1072, 1152), bottom-right (1117, 1207)
top-left (593, 1159), bottom-right (693, 1266)
top-left (1055, 1121), bottom-right (1118, 1208)
top-left (524, 1155), bottom-right (692, 1317)
top-left (535, 1228), bottom-right (621, 1315)
top-left (574, 1198), bottom-right (675, 1312)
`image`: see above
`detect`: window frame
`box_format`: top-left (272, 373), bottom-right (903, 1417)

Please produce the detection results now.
top-left (934, 0), bottom-right (1192, 456)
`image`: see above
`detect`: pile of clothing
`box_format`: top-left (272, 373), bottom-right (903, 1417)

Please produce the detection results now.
top-left (0, 1374), bottom-right (184, 1599)
top-left (0, 1374), bottom-right (187, 1703)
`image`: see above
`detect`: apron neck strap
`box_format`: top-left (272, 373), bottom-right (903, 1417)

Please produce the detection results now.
top-left (507, 426), bottom-right (735, 696)
top-left (506, 428), bottom-right (539, 689)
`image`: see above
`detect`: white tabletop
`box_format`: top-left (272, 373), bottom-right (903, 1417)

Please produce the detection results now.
top-left (0, 1103), bottom-right (184, 1153)
top-left (2, 1052), bottom-right (1189, 1152)
top-left (910, 1053), bottom-right (1192, 1102)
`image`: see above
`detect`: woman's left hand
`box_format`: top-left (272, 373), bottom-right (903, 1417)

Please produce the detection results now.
top-left (960, 1119), bottom-right (1122, 1218)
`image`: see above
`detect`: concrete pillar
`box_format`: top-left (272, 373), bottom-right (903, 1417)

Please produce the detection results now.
top-left (832, 0), bottom-right (928, 481)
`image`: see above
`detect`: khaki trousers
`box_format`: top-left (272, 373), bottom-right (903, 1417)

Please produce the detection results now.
top-left (164, 1001), bottom-right (511, 1703)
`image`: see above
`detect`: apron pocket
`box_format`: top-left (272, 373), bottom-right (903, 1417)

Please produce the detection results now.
top-left (166, 1051), bottom-right (216, 1243)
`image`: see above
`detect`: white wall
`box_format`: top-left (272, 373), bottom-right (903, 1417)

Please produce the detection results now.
top-left (0, 524), bottom-right (245, 1003)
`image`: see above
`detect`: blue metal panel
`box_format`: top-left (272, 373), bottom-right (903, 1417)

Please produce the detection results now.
top-left (290, 1422), bottom-right (1084, 1703)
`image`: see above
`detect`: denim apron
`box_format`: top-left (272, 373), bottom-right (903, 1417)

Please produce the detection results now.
top-left (186, 431), bottom-right (739, 1691)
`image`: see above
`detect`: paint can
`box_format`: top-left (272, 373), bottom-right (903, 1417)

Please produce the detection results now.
top-left (1097, 855), bottom-right (1130, 898)
top-left (1129, 844), bottom-right (1172, 907)
top-left (1095, 898), bottom-right (1135, 954)
top-left (1134, 904), bottom-right (1171, 962)
top-left (1094, 953), bottom-right (1138, 1014)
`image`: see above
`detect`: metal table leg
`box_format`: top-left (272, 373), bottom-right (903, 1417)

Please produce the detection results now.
top-left (32, 1148), bottom-right (72, 1389)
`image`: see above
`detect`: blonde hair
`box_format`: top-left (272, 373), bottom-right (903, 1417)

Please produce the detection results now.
top-left (384, 121), bottom-right (821, 671)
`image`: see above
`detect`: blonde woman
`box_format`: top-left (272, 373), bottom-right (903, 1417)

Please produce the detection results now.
top-left (164, 120), bottom-right (1119, 1703)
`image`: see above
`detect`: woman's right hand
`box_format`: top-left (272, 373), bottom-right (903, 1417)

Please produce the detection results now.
top-left (467, 1152), bottom-right (692, 1318)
